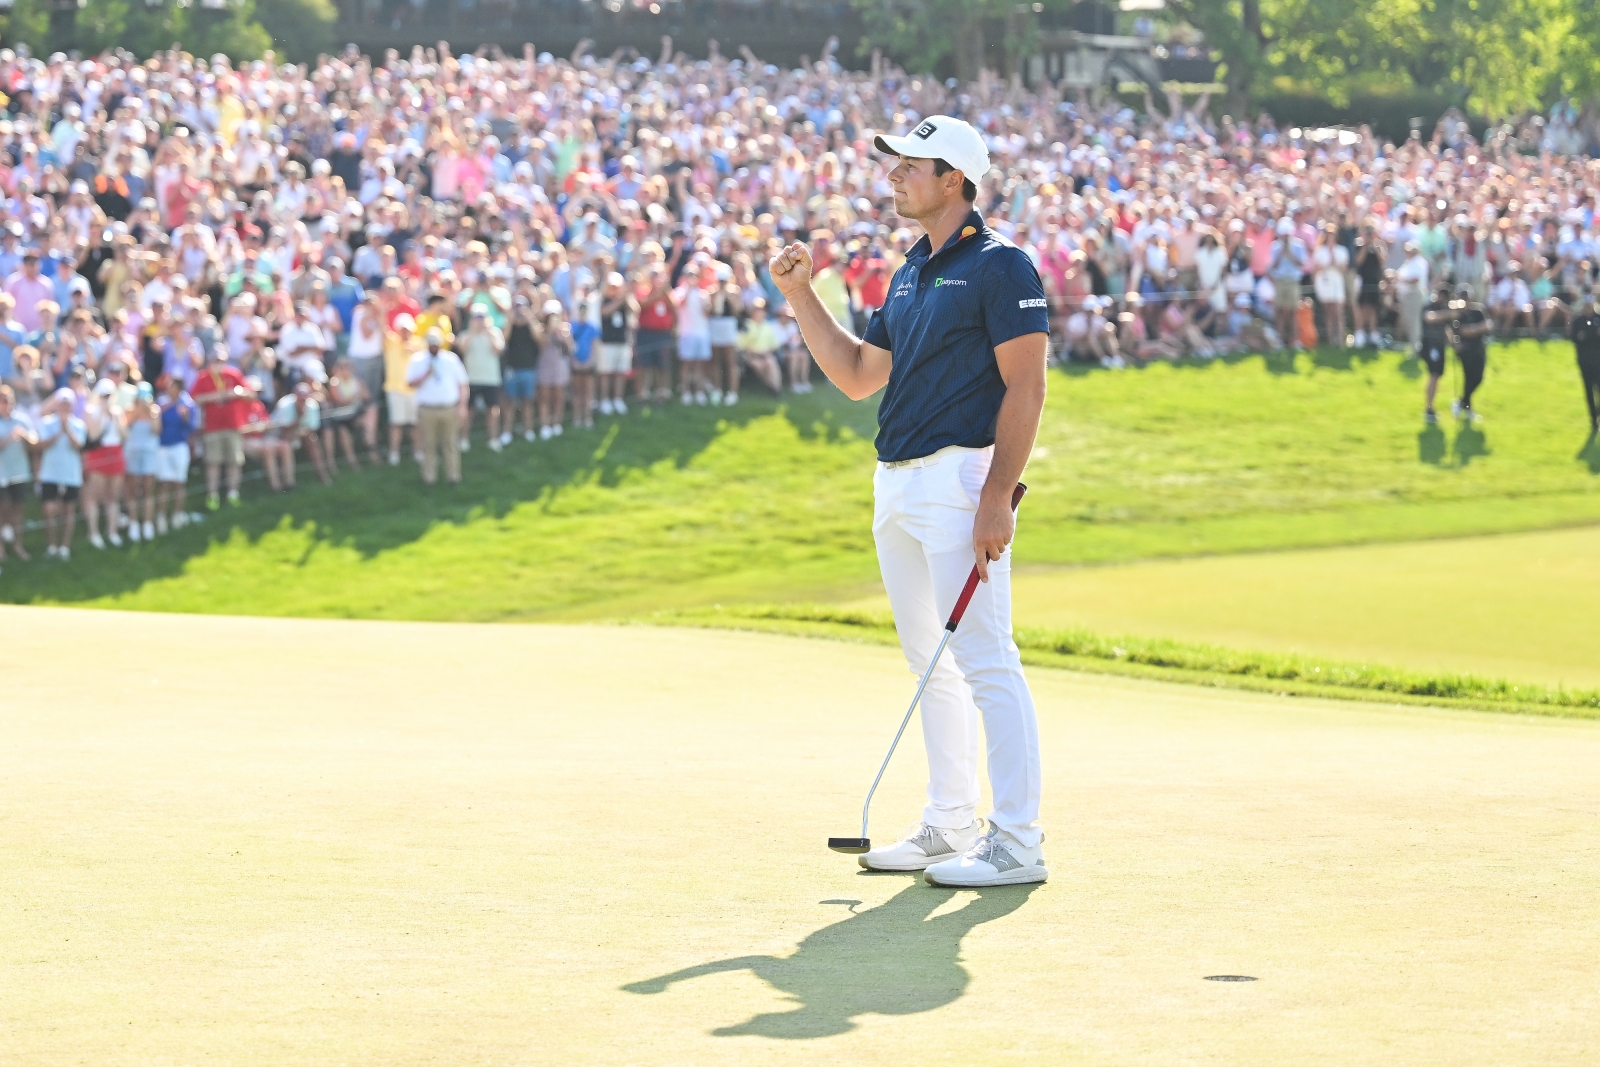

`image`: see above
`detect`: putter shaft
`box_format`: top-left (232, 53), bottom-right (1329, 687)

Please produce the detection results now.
top-left (858, 627), bottom-right (954, 839)
top-left (842, 483), bottom-right (1026, 852)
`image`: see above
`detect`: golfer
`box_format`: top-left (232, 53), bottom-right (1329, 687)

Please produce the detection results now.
top-left (770, 116), bottom-right (1049, 887)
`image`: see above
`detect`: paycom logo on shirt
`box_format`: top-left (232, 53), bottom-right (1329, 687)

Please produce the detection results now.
top-left (934, 277), bottom-right (968, 287)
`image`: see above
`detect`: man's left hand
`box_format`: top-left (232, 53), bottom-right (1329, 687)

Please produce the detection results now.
top-left (973, 493), bottom-right (1015, 583)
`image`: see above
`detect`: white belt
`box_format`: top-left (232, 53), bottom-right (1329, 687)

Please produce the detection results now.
top-left (878, 444), bottom-right (986, 470)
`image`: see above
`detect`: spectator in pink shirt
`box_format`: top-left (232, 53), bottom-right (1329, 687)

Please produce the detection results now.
top-left (1246, 217), bottom-right (1276, 278)
top-left (5, 250), bottom-right (54, 333)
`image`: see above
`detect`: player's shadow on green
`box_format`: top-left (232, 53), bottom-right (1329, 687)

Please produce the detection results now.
top-left (1417, 424), bottom-right (1447, 465)
top-left (1453, 424), bottom-right (1490, 466)
top-left (1579, 430), bottom-right (1600, 473)
top-left (622, 878), bottom-right (1038, 1038)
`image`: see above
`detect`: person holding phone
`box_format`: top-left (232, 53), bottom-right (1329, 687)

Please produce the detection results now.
top-left (536, 300), bottom-right (574, 438)
top-left (1449, 284), bottom-right (1493, 422)
top-left (596, 272), bottom-right (635, 415)
top-left (0, 383), bottom-right (36, 565)
top-left (406, 328), bottom-right (469, 485)
top-left (502, 297), bottom-right (541, 442)
top-left (36, 388), bottom-right (86, 560)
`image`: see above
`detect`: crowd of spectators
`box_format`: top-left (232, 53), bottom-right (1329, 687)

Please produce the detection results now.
top-left (0, 37), bottom-right (1594, 567)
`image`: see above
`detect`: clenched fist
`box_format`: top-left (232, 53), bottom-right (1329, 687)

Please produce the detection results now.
top-left (768, 242), bottom-right (814, 296)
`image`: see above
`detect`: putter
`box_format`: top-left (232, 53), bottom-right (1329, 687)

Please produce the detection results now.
top-left (829, 482), bottom-right (1027, 854)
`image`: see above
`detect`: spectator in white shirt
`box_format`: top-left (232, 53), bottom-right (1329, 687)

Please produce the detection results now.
top-left (1492, 263), bottom-right (1533, 334)
top-left (672, 262), bottom-right (713, 404)
top-left (277, 303), bottom-right (327, 381)
top-left (1395, 241), bottom-right (1431, 351)
top-left (405, 328), bottom-right (469, 486)
top-left (0, 383), bottom-right (36, 566)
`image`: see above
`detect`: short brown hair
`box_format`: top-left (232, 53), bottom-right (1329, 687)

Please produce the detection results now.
top-left (932, 159), bottom-right (979, 203)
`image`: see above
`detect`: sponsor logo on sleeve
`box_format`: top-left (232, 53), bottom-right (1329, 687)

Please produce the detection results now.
top-left (1018, 298), bottom-right (1047, 309)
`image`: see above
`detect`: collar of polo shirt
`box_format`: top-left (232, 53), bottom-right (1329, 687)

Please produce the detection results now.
top-left (907, 209), bottom-right (986, 264)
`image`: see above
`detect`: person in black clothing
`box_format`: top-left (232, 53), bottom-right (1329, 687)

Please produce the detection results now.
top-left (501, 297), bottom-right (541, 442)
top-left (93, 172), bottom-right (133, 222)
top-left (1449, 284), bottom-right (1492, 421)
top-left (1419, 284), bottom-right (1453, 424)
top-left (1353, 226), bottom-right (1385, 346)
top-left (1568, 290), bottom-right (1600, 433)
top-left (328, 131), bottom-right (363, 191)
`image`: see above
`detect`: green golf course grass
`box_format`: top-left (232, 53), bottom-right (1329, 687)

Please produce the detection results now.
top-left (8, 609), bottom-right (1600, 1065)
top-left (1, 340), bottom-right (1596, 699)
top-left (838, 524), bottom-right (1600, 691)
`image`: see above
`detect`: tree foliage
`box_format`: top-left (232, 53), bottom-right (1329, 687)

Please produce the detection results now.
top-left (853, 0), bottom-right (1600, 117)
top-left (855, 0), bottom-right (1031, 81)
top-left (255, 0), bottom-right (338, 62)
top-left (0, 0), bottom-right (323, 63)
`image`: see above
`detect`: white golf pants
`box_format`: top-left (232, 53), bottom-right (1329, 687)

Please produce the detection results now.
top-left (872, 445), bottom-right (1044, 848)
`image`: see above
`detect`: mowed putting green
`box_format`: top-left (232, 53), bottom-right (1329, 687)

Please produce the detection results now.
top-left (5, 609), bottom-right (1599, 1065)
top-left (839, 524), bottom-right (1600, 690)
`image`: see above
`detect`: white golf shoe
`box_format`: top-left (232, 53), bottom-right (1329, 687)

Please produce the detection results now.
top-left (924, 824), bottom-right (1048, 887)
top-left (859, 820), bottom-right (982, 872)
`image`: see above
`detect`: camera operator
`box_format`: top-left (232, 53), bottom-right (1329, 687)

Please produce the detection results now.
top-left (1568, 289), bottom-right (1600, 434)
top-left (1420, 283), bottom-right (1452, 424)
top-left (1448, 284), bottom-right (1492, 422)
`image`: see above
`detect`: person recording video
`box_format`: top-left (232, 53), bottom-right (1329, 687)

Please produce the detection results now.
top-left (1448, 284), bottom-right (1492, 422)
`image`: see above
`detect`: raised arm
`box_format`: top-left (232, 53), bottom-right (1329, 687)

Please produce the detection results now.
top-left (767, 241), bottom-right (892, 401)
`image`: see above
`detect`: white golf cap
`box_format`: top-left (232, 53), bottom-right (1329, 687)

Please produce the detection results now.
top-left (874, 116), bottom-right (990, 182)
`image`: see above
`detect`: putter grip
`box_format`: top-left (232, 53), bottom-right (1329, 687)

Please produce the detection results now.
top-left (945, 482), bottom-right (1027, 632)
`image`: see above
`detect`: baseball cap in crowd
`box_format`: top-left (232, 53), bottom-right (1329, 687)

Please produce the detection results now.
top-left (541, 299), bottom-right (563, 316)
top-left (424, 329), bottom-right (442, 345)
top-left (874, 116), bottom-right (991, 181)
top-left (394, 314), bottom-right (416, 331)
top-left (1275, 218), bottom-right (1293, 235)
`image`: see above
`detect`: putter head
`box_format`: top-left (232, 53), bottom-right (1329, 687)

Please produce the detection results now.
top-left (828, 837), bottom-right (870, 854)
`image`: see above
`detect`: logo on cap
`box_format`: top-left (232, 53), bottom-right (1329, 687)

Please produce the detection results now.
top-left (913, 121), bottom-right (938, 139)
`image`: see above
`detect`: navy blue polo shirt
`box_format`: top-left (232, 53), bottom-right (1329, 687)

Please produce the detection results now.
top-left (863, 210), bottom-right (1049, 462)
